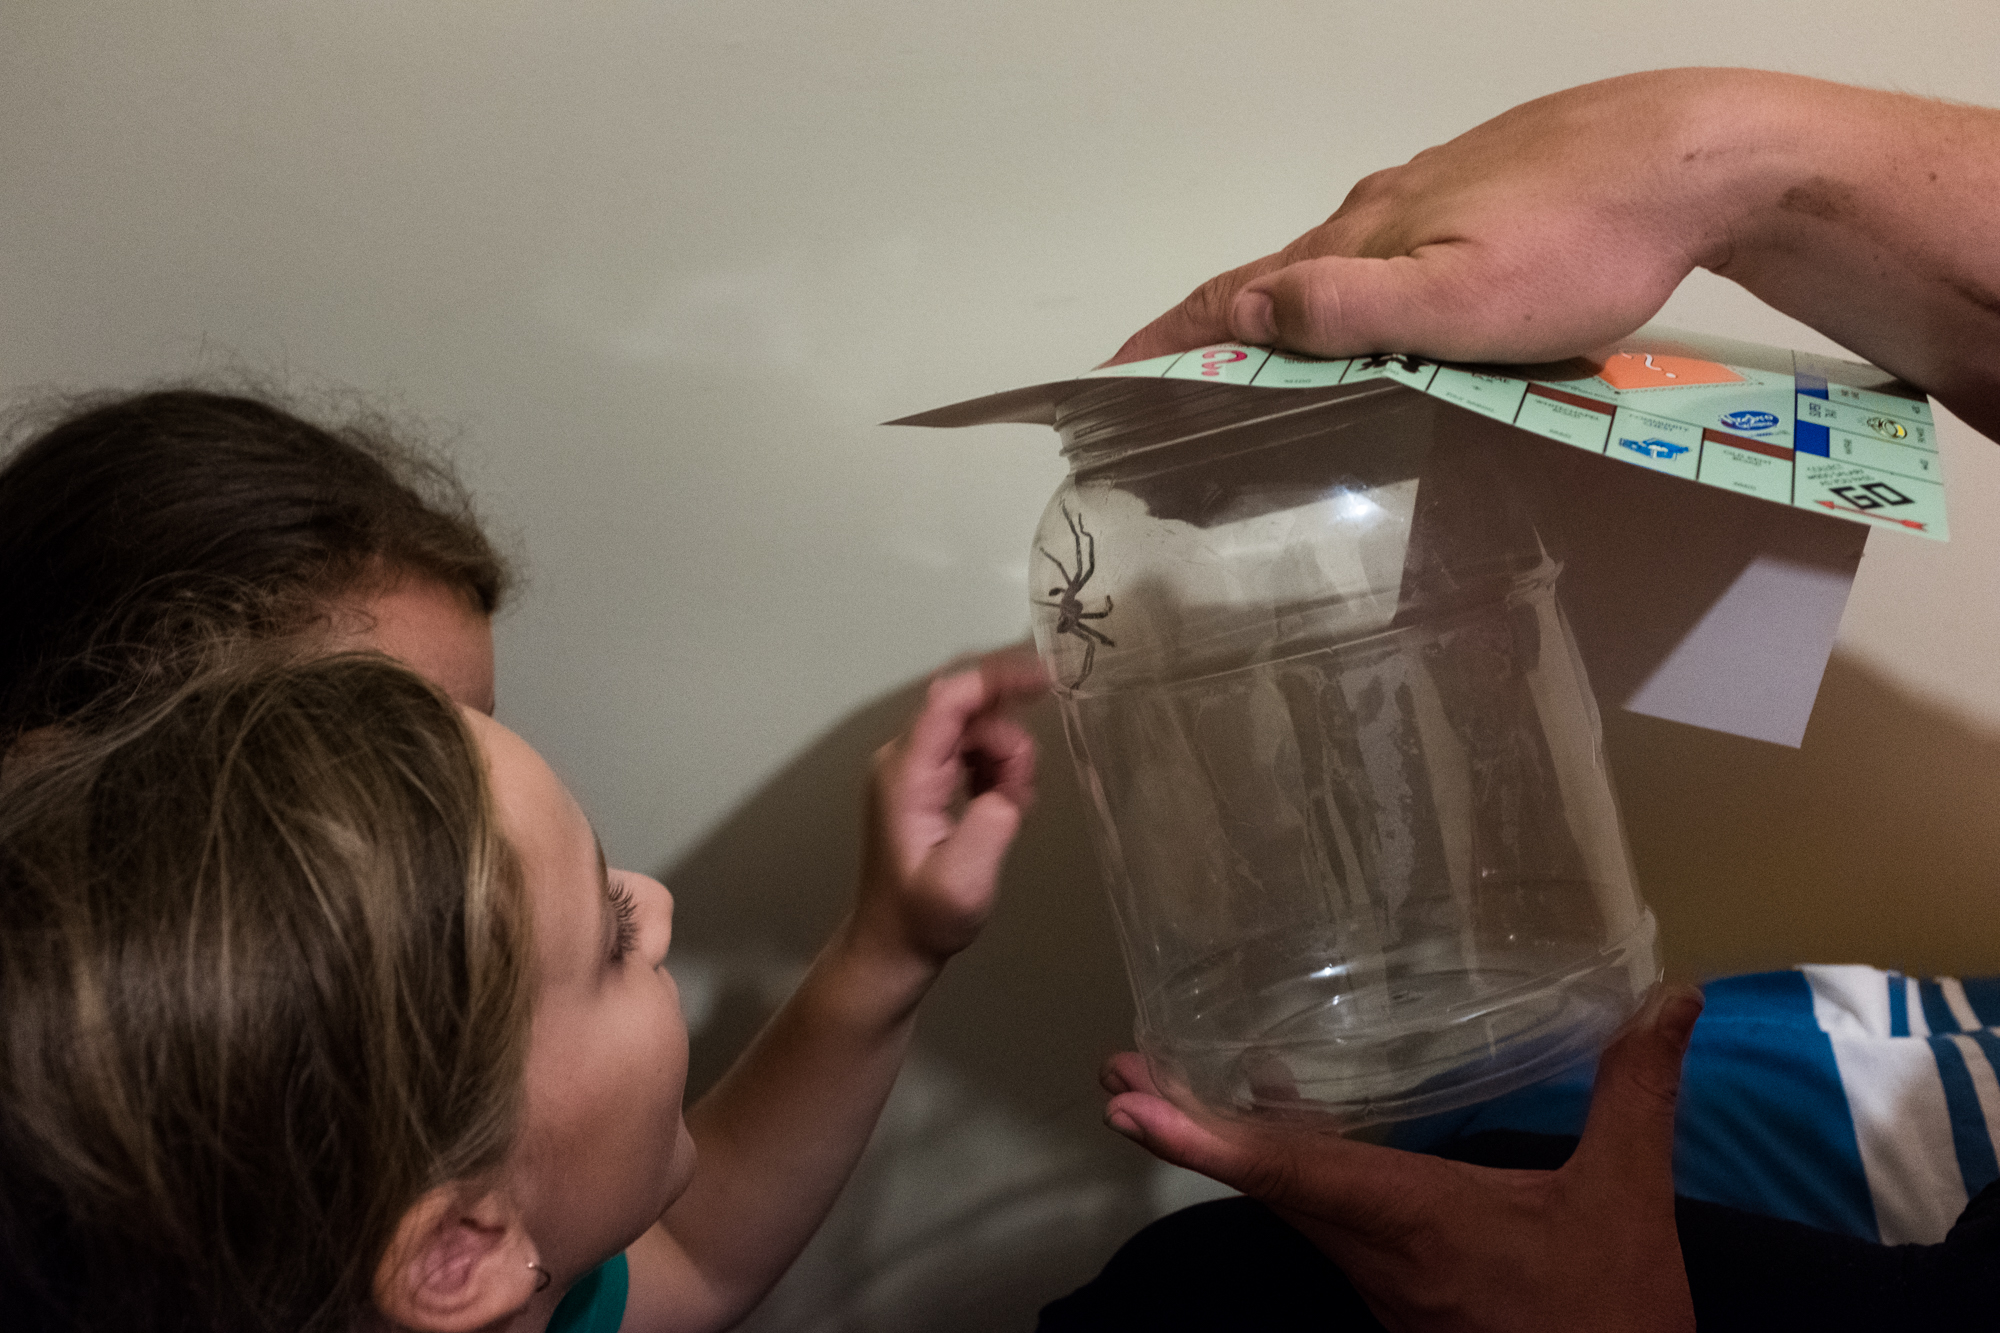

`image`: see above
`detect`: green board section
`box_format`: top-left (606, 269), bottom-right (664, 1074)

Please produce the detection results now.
top-left (1083, 329), bottom-right (1947, 541)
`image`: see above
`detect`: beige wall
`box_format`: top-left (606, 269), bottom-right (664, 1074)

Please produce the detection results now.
top-left (6, 3), bottom-right (1999, 1324)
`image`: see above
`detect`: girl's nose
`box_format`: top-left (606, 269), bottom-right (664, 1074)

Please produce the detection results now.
top-left (618, 869), bottom-right (676, 961)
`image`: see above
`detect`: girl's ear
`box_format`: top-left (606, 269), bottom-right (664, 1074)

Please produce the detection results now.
top-left (374, 1184), bottom-right (543, 1332)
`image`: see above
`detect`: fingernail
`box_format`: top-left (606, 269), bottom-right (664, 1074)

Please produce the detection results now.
top-left (1105, 1109), bottom-right (1145, 1143)
top-left (1232, 291), bottom-right (1276, 345)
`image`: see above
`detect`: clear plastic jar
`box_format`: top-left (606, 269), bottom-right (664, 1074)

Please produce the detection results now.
top-left (1031, 376), bottom-right (1659, 1127)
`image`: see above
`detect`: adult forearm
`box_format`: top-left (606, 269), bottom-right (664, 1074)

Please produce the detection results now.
top-left (1697, 72), bottom-right (2000, 436)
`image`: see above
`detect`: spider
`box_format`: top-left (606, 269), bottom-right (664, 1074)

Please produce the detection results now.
top-left (1036, 503), bottom-right (1116, 688)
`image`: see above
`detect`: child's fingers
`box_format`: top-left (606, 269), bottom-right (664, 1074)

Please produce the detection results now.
top-left (926, 790), bottom-right (1024, 893)
top-left (901, 655), bottom-right (1046, 786)
top-left (904, 671), bottom-right (994, 774)
top-left (903, 664), bottom-right (1035, 775)
top-left (962, 714), bottom-right (1036, 808)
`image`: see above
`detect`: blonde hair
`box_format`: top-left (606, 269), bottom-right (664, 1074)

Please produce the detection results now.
top-left (0, 653), bottom-right (533, 1332)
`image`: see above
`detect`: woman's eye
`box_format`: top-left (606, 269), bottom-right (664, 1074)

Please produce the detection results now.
top-left (608, 877), bottom-right (640, 962)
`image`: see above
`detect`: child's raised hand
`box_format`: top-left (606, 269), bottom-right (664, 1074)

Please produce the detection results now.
top-left (857, 650), bottom-right (1046, 966)
top-left (635, 652), bottom-right (1045, 1331)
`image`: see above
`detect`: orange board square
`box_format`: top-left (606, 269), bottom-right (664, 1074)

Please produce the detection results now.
top-left (1595, 349), bottom-right (1747, 391)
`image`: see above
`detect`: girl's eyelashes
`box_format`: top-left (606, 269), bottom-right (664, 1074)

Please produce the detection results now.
top-left (608, 876), bottom-right (640, 962)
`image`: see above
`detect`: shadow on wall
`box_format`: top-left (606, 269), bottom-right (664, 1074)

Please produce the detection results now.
top-left (658, 655), bottom-right (1221, 1333)
top-left (1610, 648), bottom-right (2000, 982)
top-left (663, 655), bottom-right (1137, 1112)
top-left (656, 639), bottom-right (2000, 1330)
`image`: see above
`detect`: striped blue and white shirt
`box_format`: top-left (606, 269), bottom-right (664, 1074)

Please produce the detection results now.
top-left (1391, 965), bottom-right (2000, 1245)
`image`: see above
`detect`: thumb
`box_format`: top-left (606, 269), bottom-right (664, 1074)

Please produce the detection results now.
top-left (1103, 1089), bottom-right (1255, 1184)
top-left (1106, 252), bottom-right (1290, 365)
top-left (1232, 242), bottom-right (1685, 365)
top-left (1569, 983), bottom-right (1704, 1193)
top-left (1229, 247), bottom-right (1525, 362)
top-left (1106, 1088), bottom-right (1383, 1221)
top-left (928, 789), bottom-right (1023, 885)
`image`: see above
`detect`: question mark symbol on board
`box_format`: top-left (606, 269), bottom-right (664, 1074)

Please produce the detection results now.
top-left (1200, 349), bottom-right (1250, 377)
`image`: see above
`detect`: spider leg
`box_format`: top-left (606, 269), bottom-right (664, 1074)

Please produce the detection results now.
top-left (1063, 504), bottom-right (1087, 586)
top-left (1063, 505), bottom-right (1100, 588)
top-left (1039, 546), bottom-right (1075, 587)
top-left (1078, 595), bottom-right (1113, 619)
top-left (1031, 598), bottom-right (1063, 609)
top-left (1078, 637), bottom-right (1097, 685)
top-left (1074, 623), bottom-right (1115, 647)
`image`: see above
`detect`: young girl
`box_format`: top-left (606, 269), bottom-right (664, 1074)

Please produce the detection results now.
top-left (0, 649), bottom-right (1043, 1332)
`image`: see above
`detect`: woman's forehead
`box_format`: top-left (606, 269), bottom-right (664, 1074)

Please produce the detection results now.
top-left (337, 572), bottom-right (496, 713)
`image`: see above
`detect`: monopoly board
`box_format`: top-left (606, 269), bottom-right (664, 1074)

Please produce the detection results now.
top-left (1088, 328), bottom-right (1947, 541)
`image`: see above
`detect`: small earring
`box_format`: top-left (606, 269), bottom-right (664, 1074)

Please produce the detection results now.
top-left (528, 1260), bottom-right (552, 1294)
